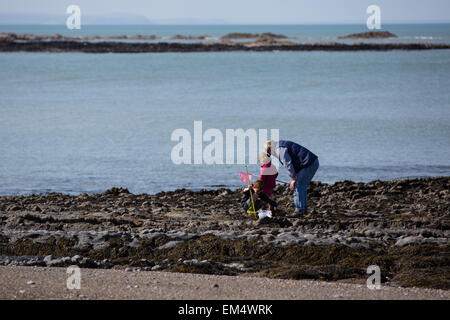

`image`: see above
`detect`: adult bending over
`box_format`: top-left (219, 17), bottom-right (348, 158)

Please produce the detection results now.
top-left (265, 140), bottom-right (319, 217)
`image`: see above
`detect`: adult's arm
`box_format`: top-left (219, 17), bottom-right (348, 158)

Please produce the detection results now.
top-left (276, 146), bottom-right (297, 178)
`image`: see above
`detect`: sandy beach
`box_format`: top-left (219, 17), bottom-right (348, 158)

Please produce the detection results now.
top-left (1, 266), bottom-right (448, 300)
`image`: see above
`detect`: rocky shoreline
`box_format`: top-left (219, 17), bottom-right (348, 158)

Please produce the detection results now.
top-left (0, 177), bottom-right (448, 289)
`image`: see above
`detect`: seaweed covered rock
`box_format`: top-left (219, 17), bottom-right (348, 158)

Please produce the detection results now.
top-left (338, 31), bottom-right (398, 39)
top-left (221, 32), bottom-right (288, 40)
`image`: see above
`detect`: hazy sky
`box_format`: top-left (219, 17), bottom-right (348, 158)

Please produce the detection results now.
top-left (1, 0), bottom-right (450, 24)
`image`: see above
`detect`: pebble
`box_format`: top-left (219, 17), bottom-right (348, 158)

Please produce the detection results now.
top-left (395, 236), bottom-right (424, 247)
top-left (157, 240), bottom-right (182, 250)
top-left (43, 255), bottom-right (55, 263)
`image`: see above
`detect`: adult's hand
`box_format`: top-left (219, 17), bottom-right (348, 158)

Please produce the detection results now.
top-left (289, 180), bottom-right (296, 191)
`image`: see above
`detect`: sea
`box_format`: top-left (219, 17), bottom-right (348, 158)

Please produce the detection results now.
top-left (0, 24), bottom-right (449, 195)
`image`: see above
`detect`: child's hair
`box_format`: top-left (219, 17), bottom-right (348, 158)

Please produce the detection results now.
top-left (253, 179), bottom-right (264, 190)
top-left (258, 152), bottom-right (271, 165)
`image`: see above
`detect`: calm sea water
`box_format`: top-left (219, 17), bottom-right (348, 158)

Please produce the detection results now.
top-left (0, 24), bottom-right (449, 195)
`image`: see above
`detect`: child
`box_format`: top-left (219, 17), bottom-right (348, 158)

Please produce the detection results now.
top-left (242, 179), bottom-right (277, 212)
top-left (258, 152), bottom-right (278, 197)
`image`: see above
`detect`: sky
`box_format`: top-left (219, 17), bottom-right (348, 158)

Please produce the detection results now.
top-left (1, 0), bottom-right (450, 24)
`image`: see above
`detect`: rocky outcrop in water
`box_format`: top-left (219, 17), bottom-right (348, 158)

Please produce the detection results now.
top-left (221, 32), bottom-right (288, 39)
top-left (0, 177), bottom-right (448, 289)
top-left (338, 31), bottom-right (398, 39)
top-left (1, 39), bottom-right (449, 53)
top-left (126, 35), bottom-right (159, 40)
top-left (1, 32), bottom-right (449, 52)
top-left (171, 34), bottom-right (210, 40)
top-left (0, 33), bottom-right (159, 41)
top-left (243, 37), bottom-right (296, 47)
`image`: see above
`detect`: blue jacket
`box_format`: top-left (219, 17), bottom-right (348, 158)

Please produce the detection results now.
top-left (275, 140), bottom-right (318, 178)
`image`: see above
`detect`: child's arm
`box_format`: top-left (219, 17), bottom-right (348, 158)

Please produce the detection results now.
top-left (242, 189), bottom-right (250, 202)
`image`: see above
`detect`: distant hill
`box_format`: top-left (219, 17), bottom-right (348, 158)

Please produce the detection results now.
top-left (150, 18), bottom-right (229, 25)
top-left (0, 12), bottom-right (152, 25)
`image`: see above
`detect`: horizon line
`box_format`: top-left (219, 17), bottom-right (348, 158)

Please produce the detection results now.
top-left (1, 21), bottom-right (450, 26)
